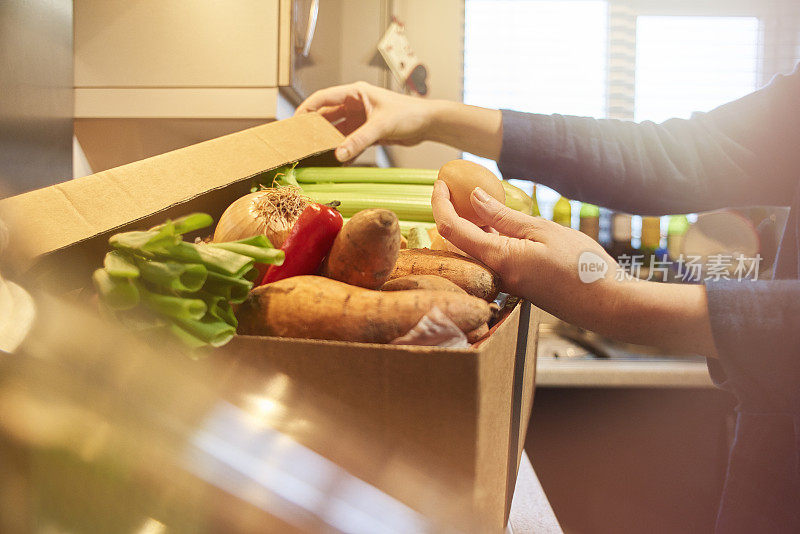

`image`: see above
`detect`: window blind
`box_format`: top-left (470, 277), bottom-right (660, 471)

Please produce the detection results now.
top-left (634, 16), bottom-right (760, 122)
top-left (463, 0), bottom-right (800, 222)
top-left (463, 0), bottom-right (608, 221)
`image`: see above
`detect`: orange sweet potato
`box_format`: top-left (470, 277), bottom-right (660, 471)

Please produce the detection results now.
top-left (322, 208), bottom-right (400, 289)
top-left (388, 249), bottom-right (501, 301)
top-left (237, 275), bottom-right (491, 343)
top-left (381, 274), bottom-right (466, 294)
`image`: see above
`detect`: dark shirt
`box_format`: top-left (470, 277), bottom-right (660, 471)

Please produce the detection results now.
top-left (497, 65), bottom-right (800, 532)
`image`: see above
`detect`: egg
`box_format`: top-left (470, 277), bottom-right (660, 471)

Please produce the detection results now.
top-left (437, 159), bottom-right (506, 225)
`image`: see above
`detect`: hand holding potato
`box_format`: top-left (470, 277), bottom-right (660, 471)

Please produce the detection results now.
top-left (431, 180), bottom-right (621, 327)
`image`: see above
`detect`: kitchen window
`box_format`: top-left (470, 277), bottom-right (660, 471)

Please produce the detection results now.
top-left (463, 0), bottom-right (800, 221)
top-left (634, 16), bottom-right (759, 123)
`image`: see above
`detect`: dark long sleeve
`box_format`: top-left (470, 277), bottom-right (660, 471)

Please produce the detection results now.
top-left (705, 282), bottom-right (800, 533)
top-left (499, 68), bottom-right (800, 532)
top-left (498, 65), bottom-right (800, 215)
top-left (706, 280), bottom-right (800, 413)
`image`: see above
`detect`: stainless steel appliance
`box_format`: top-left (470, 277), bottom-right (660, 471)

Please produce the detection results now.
top-left (283, 0), bottom-right (392, 104)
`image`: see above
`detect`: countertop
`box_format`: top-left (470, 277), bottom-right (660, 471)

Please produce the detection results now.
top-left (536, 356), bottom-right (714, 388)
top-left (508, 452), bottom-right (562, 533)
top-left (535, 323), bottom-right (714, 388)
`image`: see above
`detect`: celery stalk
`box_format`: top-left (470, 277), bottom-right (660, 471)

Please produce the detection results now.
top-left (230, 235), bottom-right (273, 248)
top-left (104, 251), bottom-right (140, 278)
top-left (110, 228), bottom-right (179, 257)
top-left (93, 269), bottom-right (140, 310)
top-left (151, 213), bottom-right (213, 235)
top-left (136, 259), bottom-right (207, 292)
top-left (293, 167), bottom-right (437, 185)
top-left (300, 183), bottom-right (434, 198)
top-left (203, 271), bottom-right (253, 303)
top-left (343, 218), bottom-right (435, 237)
top-left (408, 226), bottom-right (433, 249)
top-left (173, 317), bottom-right (236, 347)
top-left (302, 191), bottom-right (435, 222)
top-left (162, 241), bottom-right (254, 278)
top-left (167, 323), bottom-right (211, 350)
top-left (138, 286), bottom-right (207, 321)
top-left (208, 242), bottom-right (285, 265)
top-left (198, 291), bottom-right (238, 327)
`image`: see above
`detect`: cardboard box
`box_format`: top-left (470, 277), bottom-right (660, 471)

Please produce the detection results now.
top-left (0, 113), bottom-right (538, 532)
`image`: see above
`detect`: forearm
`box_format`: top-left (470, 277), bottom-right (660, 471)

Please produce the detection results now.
top-left (592, 280), bottom-right (719, 358)
top-left (497, 64), bottom-right (799, 213)
top-left (427, 100), bottom-right (503, 161)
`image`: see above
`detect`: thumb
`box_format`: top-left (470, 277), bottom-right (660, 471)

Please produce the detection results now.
top-left (470, 187), bottom-right (546, 240)
top-left (336, 120), bottom-right (385, 162)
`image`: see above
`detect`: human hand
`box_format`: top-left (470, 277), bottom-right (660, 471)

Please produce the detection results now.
top-left (431, 181), bottom-right (622, 327)
top-left (295, 81), bottom-right (435, 162)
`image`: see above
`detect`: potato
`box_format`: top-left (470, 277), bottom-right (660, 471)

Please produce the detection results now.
top-left (438, 159), bottom-right (505, 225)
top-left (321, 208), bottom-right (400, 289)
top-left (381, 274), bottom-right (466, 294)
top-left (388, 249), bottom-right (501, 301)
top-left (237, 275), bottom-right (491, 343)
top-left (466, 323), bottom-right (489, 344)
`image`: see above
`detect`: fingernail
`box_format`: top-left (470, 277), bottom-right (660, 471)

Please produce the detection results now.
top-left (335, 146), bottom-right (350, 161)
top-left (472, 187), bottom-right (491, 203)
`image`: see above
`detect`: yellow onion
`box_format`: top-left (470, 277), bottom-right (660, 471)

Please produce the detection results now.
top-left (213, 187), bottom-right (309, 248)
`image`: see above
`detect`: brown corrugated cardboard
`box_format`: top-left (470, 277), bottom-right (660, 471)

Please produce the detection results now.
top-left (0, 113), bottom-right (340, 260)
top-left (0, 113), bottom-right (538, 532)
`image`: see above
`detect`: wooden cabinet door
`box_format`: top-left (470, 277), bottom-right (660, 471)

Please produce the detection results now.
top-left (75, 0), bottom-right (280, 87)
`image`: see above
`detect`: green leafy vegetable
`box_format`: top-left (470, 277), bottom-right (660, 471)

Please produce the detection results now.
top-left (208, 242), bottom-right (285, 265)
top-left (172, 316), bottom-right (236, 347)
top-left (93, 269), bottom-right (140, 310)
top-left (93, 212), bottom-right (280, 351)
top-left (136, 259), bottom-right (207, 292)
top-left (138, 286), bottom-right (207, 321)
top-left (103, 251), bottom-right (140, 278)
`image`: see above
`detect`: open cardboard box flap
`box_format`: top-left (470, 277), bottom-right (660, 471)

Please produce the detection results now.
top-left (0, 113), bottom-right (538, 532)
top-left (0, 112), bottom-right (341, 262)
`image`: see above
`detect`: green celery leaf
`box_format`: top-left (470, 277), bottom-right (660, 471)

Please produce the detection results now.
top-left (93, 269), bottom-right (140, 310)
top-left (207, 242), bottom-right (284, 265)
top-left (161, 241), bottom-right (253, 278)
top-left (103, 251), bottom-right (140, 278)
top-left (136, 258), bottom-right (207, 292)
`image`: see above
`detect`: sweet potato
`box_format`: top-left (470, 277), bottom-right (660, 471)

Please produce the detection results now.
top-left (322, 208), bottom-right (400, 289)
top-left (466, 323), bottom-right (489, 343)
top-left (388, 249), bottom-right (501, 301)
top-left (237, 275), bottom-right (491, 343)
top-left (381, 274), bottom-right (466, 294)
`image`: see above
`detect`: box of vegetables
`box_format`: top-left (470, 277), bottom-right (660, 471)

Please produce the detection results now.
top-left (0, 113), bottom-right (538, 532)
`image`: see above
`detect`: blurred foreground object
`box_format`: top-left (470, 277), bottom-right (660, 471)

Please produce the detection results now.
top-left (682, 211), bottom-right (760, 277)
top-left (0, 273), bottom-right (35, 353)
top-left (0, 296), bottom-right (447, 533)
top-left (0, 217), bottom-right (35, 353)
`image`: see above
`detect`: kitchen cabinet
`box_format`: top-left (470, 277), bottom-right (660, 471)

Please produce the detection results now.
top-left (73, 0), bottom-right (391, 120)
top-left (74, 0), bottom-right (283, 120)
top-left (72, 1), bottom-right (465, 173)
top-left (75, 1), bottom-right (279, 88)
top-left (72, 1), bottom-right (395, 172)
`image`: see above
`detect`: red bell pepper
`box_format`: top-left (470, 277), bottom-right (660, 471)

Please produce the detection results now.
top-left (259, 202), bottom-right (343, 285)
